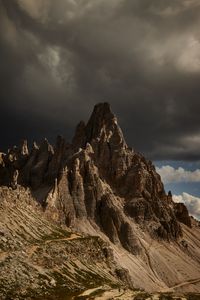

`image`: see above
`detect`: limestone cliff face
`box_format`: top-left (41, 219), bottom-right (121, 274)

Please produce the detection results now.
top-left (0, 103), bottom-right (191, 253)
top-left (71, 103), bottom-right (183, 242)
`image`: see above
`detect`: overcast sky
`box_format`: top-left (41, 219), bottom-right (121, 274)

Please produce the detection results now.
top-left (1, 0), bottom-right (200, 161)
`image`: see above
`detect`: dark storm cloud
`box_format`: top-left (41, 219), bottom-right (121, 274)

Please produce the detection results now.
top-left (1, 0), bottom-right (200, 160)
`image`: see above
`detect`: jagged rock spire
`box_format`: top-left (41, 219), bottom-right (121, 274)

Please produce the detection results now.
top-left (72, 102), bottom-right (127, 150)
top-left (85, 102), bottom-right (119, 140)
top-left (0, 102), bottom-right (191, 246)
top-left (20, 140), bottom-right (29, 156)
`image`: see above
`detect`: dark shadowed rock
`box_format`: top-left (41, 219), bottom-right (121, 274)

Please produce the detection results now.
top-left (174, 202), bottom-right (192, 228)
top-left (45, 135), bottom-right (66, 184)
top-left (0, 102), bottom-right (188, 252)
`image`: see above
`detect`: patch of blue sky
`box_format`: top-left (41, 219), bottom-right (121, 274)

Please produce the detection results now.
top-left (164, 182), bottom-right (200, 197)
top-left (154, 160), bottom-right (200, 197)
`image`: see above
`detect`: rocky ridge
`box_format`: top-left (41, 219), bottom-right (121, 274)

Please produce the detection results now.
top-left (0, 103), bottom-right (200, 297)
top-left (0, 103), bottom-right (188, 246)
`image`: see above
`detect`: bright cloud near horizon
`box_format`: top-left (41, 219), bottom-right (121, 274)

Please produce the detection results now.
top-left (173, 192), bottom-right (200, 220)
top-left (156, 165), bottom-right (200, 184)
top-left (156, 164), bottom-right (200, 219)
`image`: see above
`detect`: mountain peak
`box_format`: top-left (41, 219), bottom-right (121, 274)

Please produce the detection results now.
top-left (0, 103), bottom-right (190, 244)
top-left (0, 103), bottom-right (199, 298)
top-left (87, 102), bottom-right (116, 131)
top-left (93, 102), bottom-right (112, 114)
top-left (72, 102), bottom-right (127, 152)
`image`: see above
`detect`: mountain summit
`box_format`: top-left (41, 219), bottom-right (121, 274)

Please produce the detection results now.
top-left (0, 102), bottom-right (188, 242)
top-left (0, 103), bottom-right (200, 297)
